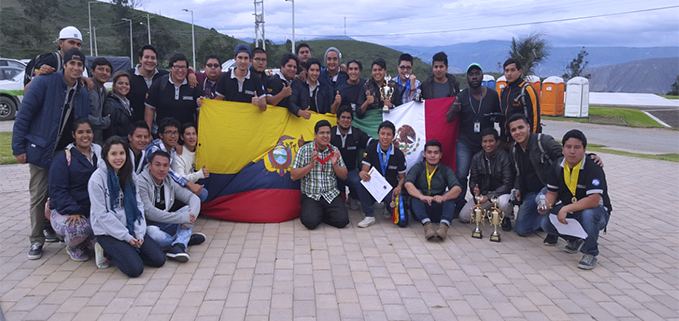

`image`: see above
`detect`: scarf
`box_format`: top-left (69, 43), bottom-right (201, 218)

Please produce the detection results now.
top-left (106, 168), bottom-right (142, 239)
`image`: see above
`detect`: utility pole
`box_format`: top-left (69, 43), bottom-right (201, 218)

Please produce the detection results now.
top-left (344, 17), bottom-right (347, 40)
top-left (122, 18), bottom-right (133, 68)
top-left (182, 9), bottom-right (196, 70)
top-left (286, 0), bottom-right (295, 53)
top-left (253, 0), bottom-right (265, 49)
top-left (93, 26), bottom-right (98, 56)
top-left (88, 1), bottom-right (97, 55)
top-left (147, 14), bottom-right (151, 44)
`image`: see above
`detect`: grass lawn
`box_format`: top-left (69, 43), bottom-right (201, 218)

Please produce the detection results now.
top-left (543, 106), bottom-right (665, 128)
top-left (588, 143), bottom-right (679, 163)
top-left (0, 132), bottom-right (18, 165)
top-left (660, 95), bottom-right (679, 99)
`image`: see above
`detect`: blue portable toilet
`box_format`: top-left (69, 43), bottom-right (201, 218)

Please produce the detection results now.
top-left (482, 74), bottom-right (495, 90)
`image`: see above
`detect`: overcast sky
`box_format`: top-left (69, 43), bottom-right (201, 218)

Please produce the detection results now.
top-left (137, 0), bottom-right (679, 48)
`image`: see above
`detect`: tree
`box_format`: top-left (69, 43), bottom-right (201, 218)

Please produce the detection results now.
top-left (562, 47), bottom-right (591, 80)
top-left (20, 0), bottom-right (59, 51)
top-left (667, 76), bottom-right (679, 95)
top-left (508, 32), bottom-right (549, 77)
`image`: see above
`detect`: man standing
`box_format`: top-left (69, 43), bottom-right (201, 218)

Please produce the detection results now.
top-left (459, 128), bottom-right (514, 230)
top-left (296, 43), bottom-right (311, 74)
top-left (126, 45), bottom-right (169, 122)
top-left (196, 55), bottom-right (222, 99)
top-left (320, 47), bottom-right (348, 90)
top-left (356, 121), bottom-right (407, 228)
top-left (330, 107), bottom-right (373, 210)
top-left (404, 139), bottom-right (461, 240)
top-left (336, 59), bottom-right (367, 112)
top-left (139, 150), bottom-right (205, 262)
top-left (500, 58), bottom-right (541, 144)
top-left (289, 58), bottom-right (340, 117)
top-left (24, 26), bottom-right (87, 90)
top-left (266, 53), bottom-right (298, 108)
top-left (447, 63), bottom-right (501, 216)
top-left (421, 52), bottom-right (460, 99)
top-left (88, 58), bottom-right (112, 144)
top-left (215, 44), bottom-right (266, 111)
top-left (393, 54), bottom-right (421, 104)
top-left (356, 58), bottom-right (401, 118)
top-left (250, 47), bottom-right (269, 84)
top-left (539, 130), bottom-right (611, 270)
top-left (145, 53), bottom-right (202, 134)
top-left (291, 120), bottom-right (350, 230)
top-left (13, 48), bottom-right (90, 259)
top-left (128, 121), bottom-right (151, 175)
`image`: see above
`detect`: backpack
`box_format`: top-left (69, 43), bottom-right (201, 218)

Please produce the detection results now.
top-left (24, 52), bottom-right (61, 86)
top-left (511, 81), bottom-right (543, 133)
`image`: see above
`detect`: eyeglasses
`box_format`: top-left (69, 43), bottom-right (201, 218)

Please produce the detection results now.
top-left (398, 65), bottom-right (413, 70)
top-left (172, 65), bottom-right (187, 70)
top-left (205, 63), bottom-right (220, 68)
top-left (163, 131), bottom-right (179, 136)
top-left (253, 58), bottom-right (267, 62)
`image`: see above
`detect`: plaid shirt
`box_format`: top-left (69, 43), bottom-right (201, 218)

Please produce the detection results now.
top-left (292, 142), bottom-right (345, 202)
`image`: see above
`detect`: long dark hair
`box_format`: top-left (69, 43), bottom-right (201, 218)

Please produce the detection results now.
top-left (101, 136), bottom-right (133, 187)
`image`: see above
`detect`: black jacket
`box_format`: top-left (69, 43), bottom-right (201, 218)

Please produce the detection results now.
top-left (469, 148), bottom-right (514, 198)
top-left (510, 133), bottom-right (562, 192)
top-left (356, 78), bottom-right (401, 119)
top-left (126, 67), bottom-right (168, 121)
top-left (421, 74), bottom-right (460, 100)
top-left (289, 79), bottom-right (334, 116)
top-left (103, 93), bottom-right (133, 140)
top-left (500, 78), bottom-right (541, 141)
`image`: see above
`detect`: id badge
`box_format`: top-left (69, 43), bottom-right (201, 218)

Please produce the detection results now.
top-left (473, 121), bottom-right (481, 133)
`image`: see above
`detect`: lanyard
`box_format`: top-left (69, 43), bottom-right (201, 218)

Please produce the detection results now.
top-left (563, 159), bottom-right (583, 202)
top-left (203, 78), bottom-right (217, 99)
top-left (468, 88), bottom-right (484, 117)
top-left (378, 144), bottom-right (392, 175)
top-left (315, 143), bottom-right (334, 165)
top-left (426, 164), bottom-right (438, 195)
top-left (396, 76), bottom-right (411, 92)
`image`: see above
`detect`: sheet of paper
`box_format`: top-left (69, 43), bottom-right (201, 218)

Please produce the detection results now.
top-left (549, 214), bottom-right (589, 239)
top-left (360, 167), bottom-right (392, 202)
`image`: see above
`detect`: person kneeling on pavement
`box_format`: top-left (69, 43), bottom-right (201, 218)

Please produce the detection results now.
top-left (538, 129), bottom-right (611, 270)
top-left (138, 150), bottom-right (206, 262)
top-left (404, 139), bottom-right (461, 240)
top-left (459, 128), bottom-right (514, 231)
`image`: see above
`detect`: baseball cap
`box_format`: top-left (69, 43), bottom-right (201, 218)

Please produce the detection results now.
top-left (64, 48), bottom-right (86, 63)
top-left (234, 44), bottom-right (252, 57)
top-left (59, 26), bottom-right (83, 41)
top-left (467, 62), bottom-right (482, 72)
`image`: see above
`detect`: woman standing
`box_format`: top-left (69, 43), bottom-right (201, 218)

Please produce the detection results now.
top-left (103, 72), bottom-right (133, 140)
top-left (89, 136), bottom-right (165, 277)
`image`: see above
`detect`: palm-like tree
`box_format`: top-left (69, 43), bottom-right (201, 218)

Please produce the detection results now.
top-left (508, 32), bottom-right (549, 77)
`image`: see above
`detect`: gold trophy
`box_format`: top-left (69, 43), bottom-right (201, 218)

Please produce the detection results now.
top-left (380, 75), bottom-right (394, 113)
top-left (487, 196), bottom-right (505, 242)
top-left (470, 194), bottom-right (485, 239)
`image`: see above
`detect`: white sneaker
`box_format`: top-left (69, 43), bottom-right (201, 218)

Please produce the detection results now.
top-left (357, 216), bottom-right (376, 228)
top-left (94, 242), bottom-right (109, 268)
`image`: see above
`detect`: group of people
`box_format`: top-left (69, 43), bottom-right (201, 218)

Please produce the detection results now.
top-left (12, 25), bottom-right (611, 275)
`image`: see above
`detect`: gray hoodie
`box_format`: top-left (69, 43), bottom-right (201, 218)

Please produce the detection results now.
top-left (137, 167), bottom-right (200, 224)
top-left (88, 163), bottom-right (146, 242)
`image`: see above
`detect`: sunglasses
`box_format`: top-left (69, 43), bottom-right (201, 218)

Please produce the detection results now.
top-left (205, 63), bottom-right (220, 68)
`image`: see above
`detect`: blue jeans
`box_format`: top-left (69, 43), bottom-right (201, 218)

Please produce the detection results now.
top-left (410, 197), bottom-right (456, 226)
top-left (357, 183), bottom-right (394, 217)
top-left (541, 205), bottom-right (609, 256)
top-left (337, 169), bottom-right (361, 200)
top-left (454, 141), bottom-right (481, 212)
top-left (146, 205), bottom-right (194, 249)
top-left (515, 187), bottom-right (548, 236)
top-left (97, 234), bottom-right (165, 278)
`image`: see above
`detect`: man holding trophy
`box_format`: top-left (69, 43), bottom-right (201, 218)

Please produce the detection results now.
top-left (539, 130), bottom-right (611, 270)
top-left (356, 58), bottom-right (401, 118)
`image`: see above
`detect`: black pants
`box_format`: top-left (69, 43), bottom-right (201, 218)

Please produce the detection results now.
top-left (300, 194), bottom-right (349, 230)
top-left (97, 234), bottom-right (166, 278)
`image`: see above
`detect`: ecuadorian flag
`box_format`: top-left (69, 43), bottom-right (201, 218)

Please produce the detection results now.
top-left (197, 97), bottom-right (458, 223)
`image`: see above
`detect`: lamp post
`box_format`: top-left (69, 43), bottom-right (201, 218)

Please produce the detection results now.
top-left (88, 1), bottom-right (98, 56)
top-left (285, 0), bottom-right (295, 54)
top-left (182, 9), bottom-right (196, 70)
top-left (147, 14), bottom-right (151, 44)
top-left (122, 18), bottom-right (133, 68)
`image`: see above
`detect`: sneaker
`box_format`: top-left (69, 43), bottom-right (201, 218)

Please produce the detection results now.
top-left (346, 198), bottom-right (359, 211)
top-left (543, 234), bottom-right (558, 246)
top-left (28, 242), bottom-right (43, 260)
top-left (44, 226), bottom-right (59, 243)
top-left (501, 217), bottom-right (512, 231)
top-left (66, 245), bottom-right (90, 262)
top-left (94, 242), bottom-right (109, 268)
top-left (166, 244), bottom-right (190, 262)
top-left (435, 223), bottom-right (449, 240)
top-left (564, 238), bottom-right (585, 254)
top-left (188, 233), bottom-right (206, 246)
top-left (357, 216), bottom-right (376, 228)
top-left (578, 254), bottom-right (598, 270)
top-left (423, 222), bottom-right (436, 240)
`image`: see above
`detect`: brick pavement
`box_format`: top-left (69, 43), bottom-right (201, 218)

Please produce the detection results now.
top-left (1, 152), bottom-right (677, 320)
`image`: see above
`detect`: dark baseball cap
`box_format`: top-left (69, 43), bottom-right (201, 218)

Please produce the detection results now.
top-left (234, 44), bottom-right (252, 57)
top-left (64, 48), bottom-right (86, 63)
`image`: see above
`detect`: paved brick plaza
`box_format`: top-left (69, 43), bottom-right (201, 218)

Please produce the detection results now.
top-left (1, 152), bottom-right (677, 321)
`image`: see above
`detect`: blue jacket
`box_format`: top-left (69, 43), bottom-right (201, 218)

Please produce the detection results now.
top-left (49, 144), bottom-right (101, 216)
top-left (12, 71), bottom-right (90, 169)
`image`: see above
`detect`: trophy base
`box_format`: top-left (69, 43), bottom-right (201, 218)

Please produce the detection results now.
top-left (472, 231), bottom-right (482, 239)
top-left (382, 107), bottom-right (390, 113)
top-left (490, 234), bottom-right (501, 242)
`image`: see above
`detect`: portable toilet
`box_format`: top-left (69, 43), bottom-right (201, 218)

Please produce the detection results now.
top-left (565, 77), bottom-right (589, 117)
top-left (525, 75), bottom-right (542, 99)
top-left (541, 76), bottom-right (565, 116)
top-left (482, 74), bottom-right (495, 90)
top-left (495, 75), bottom-right (506, 98)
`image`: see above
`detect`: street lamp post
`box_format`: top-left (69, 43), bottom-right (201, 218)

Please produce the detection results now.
top-left (122, 18), bottom-right (133, 68)
top-left (147, 14), bottom-right (151, 44)
top-left (285, 0), bottom-right (295, 54)
top-left (88, 1), bottom-right (97, 56)
top-left (182, 9), bottom-right (196, 70)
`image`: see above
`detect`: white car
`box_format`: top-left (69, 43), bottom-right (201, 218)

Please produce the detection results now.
top-left (0, 58), bottom-right (25, 120)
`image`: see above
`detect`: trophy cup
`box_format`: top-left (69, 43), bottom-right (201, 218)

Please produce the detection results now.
top-left (487, 196), bottom-right (505, 242)
top-left (470, 194), bottom-right (485, 239)
top-left (380, 75), bottom-right (394, 113)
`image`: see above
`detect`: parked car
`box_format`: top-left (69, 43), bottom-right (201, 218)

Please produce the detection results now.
top-left (0, 59), bottom-right (26, 120)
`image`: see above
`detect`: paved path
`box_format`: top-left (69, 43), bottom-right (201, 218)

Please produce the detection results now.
top-left (1, 152), bottom-right (677, 320)
top-left (543, 120), bottom-right (679, 154)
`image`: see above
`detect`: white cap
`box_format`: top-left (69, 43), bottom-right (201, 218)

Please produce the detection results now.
top-left (58, 26), bottom-right (83, 41)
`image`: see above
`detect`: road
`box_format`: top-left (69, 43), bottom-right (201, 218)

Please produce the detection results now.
top-left (542, 120), bottom-right (679, 155)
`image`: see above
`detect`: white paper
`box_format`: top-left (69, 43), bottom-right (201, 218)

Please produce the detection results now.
top-left (549, 214), bottom-right (589, 239)
top-left (360, 167), bottom-right (392, 202)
